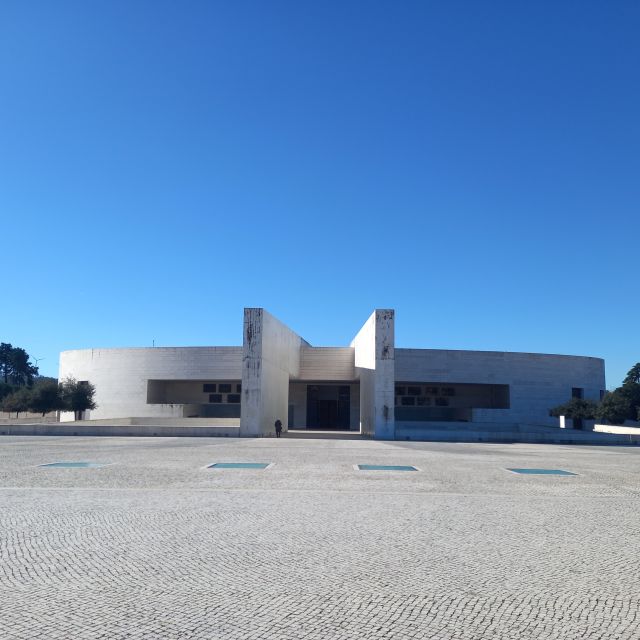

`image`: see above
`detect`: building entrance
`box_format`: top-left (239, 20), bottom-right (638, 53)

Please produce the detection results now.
top-left (306, 385), bottom-right (350, 429)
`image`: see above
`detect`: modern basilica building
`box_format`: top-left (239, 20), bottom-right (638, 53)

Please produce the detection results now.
top-left (59, 308), bottom-right (606, 439)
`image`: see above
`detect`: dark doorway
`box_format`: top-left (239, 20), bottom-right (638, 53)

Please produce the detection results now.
top-left (306, 385), bottom-right (350, 429)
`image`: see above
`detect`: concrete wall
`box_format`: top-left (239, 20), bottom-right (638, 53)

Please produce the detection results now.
top-left (59, 347), bottom-right (242, 421)
top-left (350, 310), bottom-right (395, 439)
top-left (240, 308), bottom-right (305, 436)
top-left (298, 347), bottom-right (355, 380)
top-left (0, 421), bottom-right (239, 437)
top-left (595, 423), bottom-right (640, 435)
top-left (395, 349), bottom-right (605, 427)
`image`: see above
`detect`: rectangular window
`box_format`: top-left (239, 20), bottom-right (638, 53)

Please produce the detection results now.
top-left (219, 383), bottom-right (232, 393)
top-left (208, 394), bottom-right (222, 403)
top-left (416, 397), bottom-right (430, 406)
top-left (407, 386), bottom-right (422, 396)
top-left (395, 386), bottom-right (406, 396)
top-left (441, 387), bottom-right (456, 396)
top-left (401, 396), bottom-right (415, 406)
top-left (426, 387), bottom-right (439, 395)
top-left (236, 383), bottom-right (242, 393)
top-left (203, 383), bottom-right (216, 393)
top-left (572, 387), bottom-right (584, 399)
top-left (435, 397), bottom-right (449, 407)
top-left (227, 394), bottom-right (240, 403)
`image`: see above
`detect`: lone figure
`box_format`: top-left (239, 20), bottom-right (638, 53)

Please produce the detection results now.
top-left (274, 419), bottom-right (282, 438)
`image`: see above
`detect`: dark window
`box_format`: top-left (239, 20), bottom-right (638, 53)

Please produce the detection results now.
top-left (227, 394), bottom-right (240, 403)
top-left (426, 386), bottom-right (439, 395)
top-left (416, 397), bottom-right (430, 406)
top-left (208, 394), bottom-right (222, 403)
top-left (395, 386), bottom-right (406, 396)
top-left (219, 383), bottom-right (232, 393)
top-left (79, 380), bottom-right (89, 386)
top-left (572, 387), bottom-right (584, 399)
top-left (442, 387), bottom-right (455, 396)
top-left (435, 397), bottom-right (449, 407)
top-left (401, 396), bottom-right (415, 406)
top-left (236, 383), bottom-right (242, 393)
top-left (203, 383), bottom-right (216, 393)
top-left (407, 386), bottom-right (421, 396)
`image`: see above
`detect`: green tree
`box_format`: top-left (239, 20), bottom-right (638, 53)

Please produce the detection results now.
top-left (28, 380), bottom-right (64, 417)
top-left (595, 391), bottom-right (632, 425)
top-left (0, 343), bottom-right (13, 384)
top-left (0, 343), bottom-right (39, 386)
top-left (550, 398), bottom-right (598, 429)
top-left (623, 363), bottom-right (640, 385)
top-left (0, 382), bottom-right (14, 402)
top-left (1, 387), bottom-right (32, 418)
top-left (613, 363), bottom-right (640, 424)
top-left (8, 347), bottom-right (39, 386)
top-left (60, 377), bottom-right (97, 420)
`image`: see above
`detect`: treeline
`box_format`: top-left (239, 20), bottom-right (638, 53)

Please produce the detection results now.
top-left (1, 377), bottom-right (97, 419)
top-left (551, 363), bottom-right (640, 426)
top-left (0, 342), bottom-right (96, 419)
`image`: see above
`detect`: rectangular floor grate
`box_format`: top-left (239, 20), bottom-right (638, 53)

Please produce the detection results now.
top-left (40, 462), bottom-right (108, 469)
top-left (208, 462), bottom-right (270, 469)
top-left (507, 468), bottom-right (577, 476)
top-left (357, 464), bottom-right (417, 471)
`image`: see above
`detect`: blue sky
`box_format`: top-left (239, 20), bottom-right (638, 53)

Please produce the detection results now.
top-left (1, 1), bottom-right (638, 387)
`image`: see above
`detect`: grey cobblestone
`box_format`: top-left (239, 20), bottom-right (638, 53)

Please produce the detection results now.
top-left (1, 437), bottom-right (640, 638)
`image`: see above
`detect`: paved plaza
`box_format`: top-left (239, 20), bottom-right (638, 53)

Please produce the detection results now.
top-left (1, 435), bottom-right (640, 639)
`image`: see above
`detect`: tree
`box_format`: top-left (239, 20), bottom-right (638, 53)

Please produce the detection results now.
top-left (623, 363), bottom-right (640, 385)
top-left (59, 377), bottom-right (97, 420)
top-left (0, 382), bottom-right (14, 402)
top-left (618, 383), bottom-right (640, 420)
top-left (0, 343), bottom-right (13, 384)
top-left (28, 380), bottom-right (64, 417)
top-left (550, 398), bottom-right (598, 429)
top-left (0, 343), bottom-right (38, 386)
top-left (8, 347), bottom-right (39, 386)
top-left (596, 391), bottom-right (632, 425)
top-left (1, 387), bottom-right (32, 418)
top-left (616, 363), bottom-right (640, 423)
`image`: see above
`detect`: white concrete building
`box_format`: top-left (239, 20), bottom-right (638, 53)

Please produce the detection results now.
top-left (59, 308), bottom-right (605, 438)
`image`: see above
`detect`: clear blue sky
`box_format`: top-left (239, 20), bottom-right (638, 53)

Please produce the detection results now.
top-left (1, 1), bottom-right (638, 387)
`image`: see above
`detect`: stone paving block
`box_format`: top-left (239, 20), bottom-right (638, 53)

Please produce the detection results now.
top-left (1, 436), bottom-right (639, 638)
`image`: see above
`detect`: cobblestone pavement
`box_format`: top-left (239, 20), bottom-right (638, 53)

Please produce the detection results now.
top-left (2, 436), bottom-right (640, 639)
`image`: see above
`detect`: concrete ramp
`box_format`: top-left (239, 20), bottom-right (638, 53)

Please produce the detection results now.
top-left (395, 421), bottom-right (640, 445)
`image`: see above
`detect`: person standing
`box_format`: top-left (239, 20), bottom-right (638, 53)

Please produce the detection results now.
top-left (274, 419), bottom-right (282, 438)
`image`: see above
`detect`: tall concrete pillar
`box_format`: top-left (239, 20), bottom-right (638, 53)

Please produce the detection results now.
top-left (351, 310), bottom-right (395, 439)
top-left (240, 308), bottom-right (304, 437)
